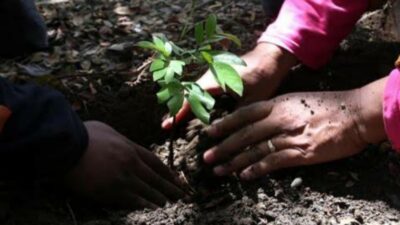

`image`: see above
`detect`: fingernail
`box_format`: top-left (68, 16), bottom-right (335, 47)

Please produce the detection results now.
top-left (214, 166), bottom-right (226, 176)
top-left (206, 119), bottom-right (223, 136)
top-left (203, 150), bottom-right (215, 164)
top-left (162, 119), bottom-right (172, 129)
top-left (205, 127), bottom-right (217, 137)
top-left (240, 171), bottom-right (251, 181)
top-left (211, 118), bottom-right (223, 125)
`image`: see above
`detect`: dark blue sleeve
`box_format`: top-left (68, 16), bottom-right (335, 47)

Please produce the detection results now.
top-left (0, 78), bottom-right (88, 180)
top-left (0, 0), bottom-right (48, 57)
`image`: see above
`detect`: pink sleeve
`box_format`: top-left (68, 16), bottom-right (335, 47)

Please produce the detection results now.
top-left (258, 0), bottom-right (368, 69)
top-left (384, 69), bottom-right (400, 152)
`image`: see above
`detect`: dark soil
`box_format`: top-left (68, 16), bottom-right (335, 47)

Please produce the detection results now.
top-left (0, 0), bottom-right (400, 225)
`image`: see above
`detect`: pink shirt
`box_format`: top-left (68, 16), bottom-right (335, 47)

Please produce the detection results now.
top-left (258, 0), bottom-right (368, 69)
top-left (258, 0), bottom-right (400, 151)
top-left (384, 69), bottom-right (400, 151)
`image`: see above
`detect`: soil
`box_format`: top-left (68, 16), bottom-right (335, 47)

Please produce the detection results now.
top-left (1, 0), bottom-right (400, 225)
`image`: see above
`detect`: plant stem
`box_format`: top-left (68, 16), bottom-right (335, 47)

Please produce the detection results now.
top-left (179, 0), bottom-right (198, 41)
top-left (168, 116), bottom-right (177, 169)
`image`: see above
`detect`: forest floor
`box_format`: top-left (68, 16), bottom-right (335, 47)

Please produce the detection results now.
top-left (1, 0), bottom-right (400, 224)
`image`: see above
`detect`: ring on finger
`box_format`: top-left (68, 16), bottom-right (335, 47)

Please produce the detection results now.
top-left (267, 139), bottom-right (276, 153)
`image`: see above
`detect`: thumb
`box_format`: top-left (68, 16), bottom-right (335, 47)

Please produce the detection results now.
top-left (162, 85), bottom-right (224, 130)
top-left (162, 100), bottom-right (191, 130)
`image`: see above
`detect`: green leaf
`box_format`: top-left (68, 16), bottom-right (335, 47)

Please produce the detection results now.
top-left (219, 32), bottom-right (242, 47)
top-left (167, 80), bottom-right (184, 95)
top-left (201, 91), bottom-right (215, 110)
top-left (156, 80), bottom-right (184, 104)
top-left (153, 67), bottom-right (167, 81)
top-left (202, 35), bottom-right (225, 45)
top-left (199, 45), bottom-right (212, 51)
top-left (205, 14), bottom-right (217, 38)
top-left (211, 61), bottom-right (244, 96)
top-left (169, 60), bottom-right (185, 75)
top-left (186, 83), bottom-right (215, 110)
top-left (167, 94), bottom-right (184, 116)
top-left (150, 59), bottom-right (166, 72)
top-left (187, 91), bottom-right (211, 124)
top-left (150, 35), bottom-right (173, 57)
top-left (170, 42), bottom-right (184, 55)
top-left (164, 41), bottom-right (173, 57)
top-left (157, 88), bottom-right (171, 104)
top-left (195, 22), bottom-right (205, 44)
top-left (153, 36), bottom-right (165, 51)
top-left (136, 41), bottom-right (157, 50)
top-left (201, 51), bottom-right (213, 64)
top-left (164, 67), bottom-right (175, 83)
top-left (210, 51), bottom-right (246, 66)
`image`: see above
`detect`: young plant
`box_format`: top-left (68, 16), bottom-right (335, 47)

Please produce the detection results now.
top-left (137, 14), bottom-right (245, 124)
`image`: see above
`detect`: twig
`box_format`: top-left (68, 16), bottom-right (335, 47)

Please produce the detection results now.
top-left (135, 56), bottom-right (154, 72)
top-left (128, 56), bottom-right (154, 85)
top-left (66, 201), bottom-right (78, 225)
top-left (36, 0), bottom-right (70, 5)
top-left (168, 117), bottom-right (176, 169)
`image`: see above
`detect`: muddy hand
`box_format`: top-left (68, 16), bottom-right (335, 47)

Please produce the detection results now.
top-left (65, 121), bottom-right (185, 209)
top-left (162, 43), bottom-right (297, 129)
top-left (203, 77), bottom-right (388, 180)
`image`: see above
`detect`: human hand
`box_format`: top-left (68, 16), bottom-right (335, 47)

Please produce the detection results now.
top-left (162, 43), bottom-right (297, 129)
top-left (65, 121), bottom-right (185, 209)
top-left (203, 78), bottom-right (388, 180)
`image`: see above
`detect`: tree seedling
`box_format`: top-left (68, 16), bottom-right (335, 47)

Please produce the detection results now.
top-left (137, 14), bottom-right (245, 167)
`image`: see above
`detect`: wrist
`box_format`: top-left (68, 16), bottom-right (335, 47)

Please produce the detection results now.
top-left (353, 77), bottom-right (388, 144)
top-left (244, 43), bottom-right (298, 83)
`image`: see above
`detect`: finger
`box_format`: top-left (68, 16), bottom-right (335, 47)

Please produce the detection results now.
top-left (213, 142), bottom-right (270, 176)
top-left (127, 172), bottom-right (170, 207)
top-left (135, 151), bottom-right (186, 200)
top-left (269, 134), bottom-right (306, 151)
top-left (162, 100), bottom-right (191, 130)
top-left (136, 145), bottom-right (184, 189)
top-left (212, 136), bottom-right (298, 176)
top-left (204, 117), bottom-right (279, 164)
top-left (206, 101), bottom-right (272, 138)
top-left (119, 136), bottom-right (182, 189)
top-left (196, 71), bottom-right (223, 95)
top-left (162, 89), bottom-right (222, 129)
top-left (239, 148), bottom-right (306, 180)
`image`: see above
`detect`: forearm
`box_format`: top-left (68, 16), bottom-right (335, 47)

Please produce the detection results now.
top-left (242, 43), bottom-right (297, 83)
top-left (355, 77), bottom-right (387, 145)
top-left (258, 0), bottom-right (369, 69)
top-left (352, 70), bottom-right (400, 151)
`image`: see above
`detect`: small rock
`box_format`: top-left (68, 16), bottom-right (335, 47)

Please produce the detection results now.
top-left (338, 217), bottom-right (360, 225)
top-left (291, 177), bottom-right (303, 188)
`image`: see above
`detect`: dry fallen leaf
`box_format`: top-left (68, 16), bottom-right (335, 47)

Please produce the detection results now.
top-left (113, 6), bottom-right (132, 16)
